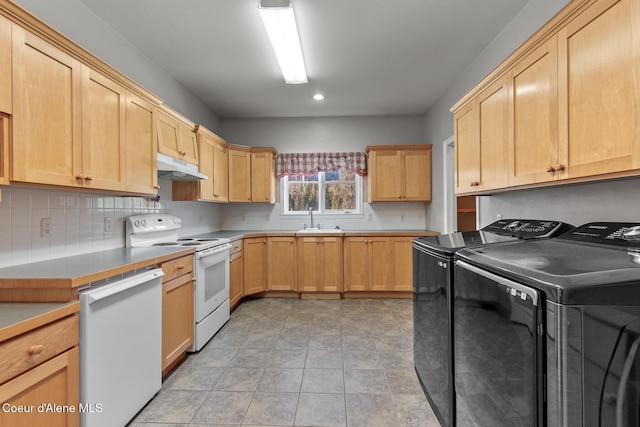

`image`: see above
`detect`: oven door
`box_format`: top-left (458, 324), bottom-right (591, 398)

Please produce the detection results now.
top-left (454, 260), bottom-right (544, 427)
top-left (194, 243), bottom-right (231, 322)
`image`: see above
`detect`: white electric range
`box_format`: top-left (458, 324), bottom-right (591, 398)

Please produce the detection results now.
top-left (126, 214), bottom-right (231, 351)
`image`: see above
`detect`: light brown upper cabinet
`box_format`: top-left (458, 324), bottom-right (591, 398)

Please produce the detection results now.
top-left (0, 15), bottom-right (11, 114)
top-left (125, 92), bottom-right (158, 194)
top-left (11, 24), bottom-right (159, 195)
top-left (557, 0), bottom-right (640, 179)
top-left (156, 105), bottom-right (199, 166)
top-left (173, 126), bottom-right (228, 202)
top-left (454, 76), bottom-right (509, 195)
top-left (11, 26), bottom-right (83, 188)
top-left (508, 36), bottom-right (560, 186)
top-left (453, 0), bottom-right (640, 194)
top-left (366, 144), bottom-right (432, 202)
top-left (250, 148), bottom-right (276, 203)
top-left (228, 145), bottom-right (251, 203)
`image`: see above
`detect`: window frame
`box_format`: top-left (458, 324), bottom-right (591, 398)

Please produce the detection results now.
top-left (281, 171), bottom-right (363, 216)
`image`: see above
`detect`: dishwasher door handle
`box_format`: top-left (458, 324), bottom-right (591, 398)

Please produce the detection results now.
top-left (86, 269), bottom-right (164, 305)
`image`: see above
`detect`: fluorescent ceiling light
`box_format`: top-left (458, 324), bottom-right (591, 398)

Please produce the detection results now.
top-left (259, 0), bottom-right (308, 84)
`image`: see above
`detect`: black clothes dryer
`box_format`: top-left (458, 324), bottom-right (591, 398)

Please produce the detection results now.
top-left (412, 219), bottom-right (573, 427)
top-left (454, 222), bottom-right (640, 427)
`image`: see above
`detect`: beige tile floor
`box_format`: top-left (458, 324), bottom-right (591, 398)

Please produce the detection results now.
top-left (130, 298), bottom-right (441, 427)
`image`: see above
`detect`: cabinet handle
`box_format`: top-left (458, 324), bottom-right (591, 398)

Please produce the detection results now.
top-left (154, 185), bottom-right (161, 190)
top-left (84, 175), bottom-right (93, 181)
top-left (177, 265), bottom-right (185, 270)
top-left (470, 181), bottom-right (480, 187)
top-left (75, 175), bottom-right (84, 180)
top-left (555, 164), bottom-right (566, 171)
top-left (191, 277), bottom-right (196, 283)
top-left (28, 345), bottom-right (44, 355)
top-left (547, 165), bottom-right (556, 173)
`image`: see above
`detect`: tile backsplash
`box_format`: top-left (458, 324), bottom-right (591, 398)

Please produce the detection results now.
top-left (0, 185), bottom-right (222, 268)
top-left (0, 182), bottom-right (427, 268)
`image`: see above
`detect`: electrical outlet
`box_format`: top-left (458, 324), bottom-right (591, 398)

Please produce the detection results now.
top-left (400, 212), bottom-right (405, 222)
top-left (104, 217), bottom-right (114, 234)
top-left (417, 213), bottom-right (423, 221)
top-left (41, 218), bottom-right (52, 237)
top-left (367, 214), bottom-right (373, 221)
top-left (497, 213), bottom-right (503, 220)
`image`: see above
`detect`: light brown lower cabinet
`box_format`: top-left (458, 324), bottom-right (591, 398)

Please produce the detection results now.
top-left (0, 308), bottom-right (80, 427)
top-left (267, 237), bottom-right (296, 291)
top-left (229, 241), bottom-right (244, 310)
top-left (243, 237), bottom-right (268, 295)
top-left (389, 237), bottom-right (414, 291)
top-left (0, 347), bottom-right (79, 427)
top-left (160, 254), bottom-right (194, 374)
top-left (297, 236), bottom-right (343, 293)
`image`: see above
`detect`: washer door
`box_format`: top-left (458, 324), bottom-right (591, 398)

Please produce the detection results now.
top-left (600, 318), bottom-right (640, 427)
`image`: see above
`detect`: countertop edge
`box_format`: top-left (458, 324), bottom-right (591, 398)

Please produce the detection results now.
top-left (0, 300), bottom-right (80, 343)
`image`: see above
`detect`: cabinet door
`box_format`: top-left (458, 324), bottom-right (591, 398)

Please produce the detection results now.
top-left (178, 123), bottom-right (199, 166)
top-left (162, 274), bottom-right (194, 371)
top-left (157, 111), bottom-right (181, 159)
top-left (12, 26), bottom-right (83, 187)
top-left (243, 238), bottom-right (267, 295)
top-left (229, 250), bottom-right (243, 309)
top-left (0, 15), bottom-right (11, 114)
top-left (319, 237), bottom-right (342, 292)
top-left (198, 136), bottom-right (215, 201)
top-left (81, 66), bottom-right (126, 191)
top-left (389, 237), bottom-right (413, 291)
top-left (267, 237), bottom-right (296, 291)
top-left (454, 101), bottom-right (480, 194)
top-left (0, 348), bottom-right (79, 427)
top-left (369, 237), bottom-right (391, 291)
top-left (229, 148), bottom-right (251, 202)
top-left (368, 149), bottom-right (402, 201)
top-left (402, 149), bottom-right (431, 201)
top-left (477, 76), bottom-right (509, 192)
top-left (251, 152), bottom-right (275, 203)
top-left (297, 237), bottom-right (320, 292)
top-left (126, 93), bottom-right (157, 194)
top-left (558, 0), bottom-right (640, 178)
top-left (344, 237), bottom-right (369, 291)
top-left (212, 139), bottom-right (229, 202)
top-left (509, 36), bottom-right (560, 186)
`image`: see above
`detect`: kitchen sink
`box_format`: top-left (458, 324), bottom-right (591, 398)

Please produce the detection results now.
top-left (296, 227), bottom-right (343, 233)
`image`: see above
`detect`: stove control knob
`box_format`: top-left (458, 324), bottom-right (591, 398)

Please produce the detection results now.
top-left (622, 226), bottom-right (640, 241)
top-left (134, 220), bottom-right (141, 227)
top-left (141, 219), bottom-right (147, 226)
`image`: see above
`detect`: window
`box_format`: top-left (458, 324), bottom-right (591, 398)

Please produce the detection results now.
top-left (282, 170), bottom-right (362, 214)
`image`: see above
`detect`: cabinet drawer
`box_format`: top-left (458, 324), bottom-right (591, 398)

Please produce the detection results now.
top-left (161, 254), bottom-right (194, 283)
top-left (0, 314), bottom-right (78, 385)
top-left (230, 239), bottom-right (243, 255)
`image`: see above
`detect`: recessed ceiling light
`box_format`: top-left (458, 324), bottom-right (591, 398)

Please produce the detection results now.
top-left (313, 94), bottom-right (325, 101)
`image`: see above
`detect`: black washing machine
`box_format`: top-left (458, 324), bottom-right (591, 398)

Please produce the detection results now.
top-left (412, 219), bottom-right (573, 427)
top-left (454, 222), bottom-right (640, 427)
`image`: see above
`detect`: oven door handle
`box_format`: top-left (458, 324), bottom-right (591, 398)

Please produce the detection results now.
top-left (196, 243), bottom-right (232, 259)
top-left (455, 260), bottom-right (539, 306)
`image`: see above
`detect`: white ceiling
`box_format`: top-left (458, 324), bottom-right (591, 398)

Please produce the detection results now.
top-left (79, 0), bottom-right (529, 119)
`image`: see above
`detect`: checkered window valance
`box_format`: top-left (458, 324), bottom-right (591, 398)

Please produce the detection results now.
top-left (275, 152), bottom-right (367, 178)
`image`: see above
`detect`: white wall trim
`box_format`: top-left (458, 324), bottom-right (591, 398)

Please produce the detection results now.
top-left (442, 135), bottom-right (456, 234)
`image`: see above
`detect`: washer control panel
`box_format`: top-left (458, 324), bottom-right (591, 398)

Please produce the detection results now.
top-left (558, 222), bottom-right (640, 248)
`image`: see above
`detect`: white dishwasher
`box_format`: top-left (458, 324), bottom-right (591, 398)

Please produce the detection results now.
top-left (79, 268), bottom-right (164, 427)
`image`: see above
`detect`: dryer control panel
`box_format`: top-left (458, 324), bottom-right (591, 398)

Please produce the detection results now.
top-left (482, 219), bottom-right (573, 240)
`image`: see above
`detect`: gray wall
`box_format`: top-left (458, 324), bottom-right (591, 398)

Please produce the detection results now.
top-left (221, 115), bottom-right (424, 152)
top-left (13, 0), bottom-right (221, 132)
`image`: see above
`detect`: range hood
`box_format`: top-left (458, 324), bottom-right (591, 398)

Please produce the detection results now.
top-left (157, 152), bottom-right (208, 181)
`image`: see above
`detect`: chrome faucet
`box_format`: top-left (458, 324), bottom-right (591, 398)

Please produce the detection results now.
top-left (309, 206), bottom-right (314, 228)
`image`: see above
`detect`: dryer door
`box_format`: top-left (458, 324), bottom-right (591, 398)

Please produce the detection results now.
top-left (600, 318), bottom-right (640, 427)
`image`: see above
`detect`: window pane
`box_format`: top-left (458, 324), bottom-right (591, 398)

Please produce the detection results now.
top-left (288, 182), bottom-right (319, 211)
top-left (325, 182), bottom-right (356, 210)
